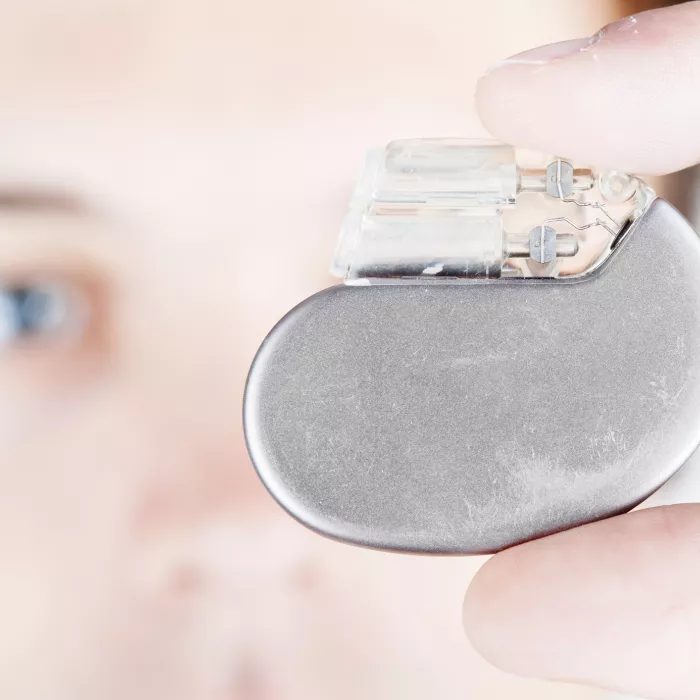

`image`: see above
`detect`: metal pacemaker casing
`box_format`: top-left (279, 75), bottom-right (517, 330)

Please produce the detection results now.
top-left (244, 200), bottom-right (700, 554)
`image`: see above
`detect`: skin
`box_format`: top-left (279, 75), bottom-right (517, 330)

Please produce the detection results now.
top-left (0, 1), bottom-right (689, 699)
top-left (467, 3), bottom-right (700, 699)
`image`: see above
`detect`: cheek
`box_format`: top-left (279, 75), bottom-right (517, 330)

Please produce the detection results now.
top-left (0, 384), bottom-right (152, 693)
top-left (0, 368), bottom-right (262, 692)
top-left (112, 245), bottom-right (264, 501)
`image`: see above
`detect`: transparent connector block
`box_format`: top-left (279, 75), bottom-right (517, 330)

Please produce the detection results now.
top-left (332, 139), bottom-right (655, 284)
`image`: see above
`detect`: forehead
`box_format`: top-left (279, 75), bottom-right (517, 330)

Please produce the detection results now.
top-left (0, 1), bottom-right (230, 108)
top-left (0, 0), bottom-right (619, 236)
top-left (0, 0), bottom-right (610, 105)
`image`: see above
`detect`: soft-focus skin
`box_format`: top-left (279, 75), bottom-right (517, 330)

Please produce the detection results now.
top-left (467, 4), bottom-right (700, 699)
top-left (0, 2), bottom-right (631, 700)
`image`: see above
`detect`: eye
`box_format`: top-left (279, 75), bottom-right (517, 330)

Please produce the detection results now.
top-left (0, 281), bottom-right (89, 350)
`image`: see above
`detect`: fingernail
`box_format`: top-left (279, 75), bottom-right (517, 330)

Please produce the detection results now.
top-left (483, 35), bottom-right (601, 76)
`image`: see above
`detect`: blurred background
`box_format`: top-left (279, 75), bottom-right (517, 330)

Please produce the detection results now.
top-left (0, 0), bottom-right (697, 699)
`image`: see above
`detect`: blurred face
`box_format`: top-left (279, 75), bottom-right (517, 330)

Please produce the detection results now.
top-left (0, 1), bottom-right (627, 699)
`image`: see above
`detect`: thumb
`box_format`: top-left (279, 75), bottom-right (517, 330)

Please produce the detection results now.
top-left (464, 504), bottom-right (700, 700)
top-left (476, 2), bottom-right (700, 175)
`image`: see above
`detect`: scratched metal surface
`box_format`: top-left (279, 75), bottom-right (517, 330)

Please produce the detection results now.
top-left (244, 200), bottom-right (700, 554)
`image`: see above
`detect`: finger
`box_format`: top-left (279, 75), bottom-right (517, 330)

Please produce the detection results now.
top-left (475, 2), bottom-right (700, 175)
top-left (464, 504), bottom-right (700, 700)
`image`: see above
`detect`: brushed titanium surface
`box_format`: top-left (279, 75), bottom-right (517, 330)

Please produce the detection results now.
top-left (244, 200), bottom-right (700, 553)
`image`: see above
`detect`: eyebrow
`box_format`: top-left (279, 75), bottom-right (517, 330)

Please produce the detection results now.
top-left (0, 188), bottom-right (87, 214)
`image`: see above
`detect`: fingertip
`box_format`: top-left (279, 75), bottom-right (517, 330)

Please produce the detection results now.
top-left (462, 550), bottom-right (526, 676)
top-left (462, 505), bottom-right (700, 699)
top-left (474, 3), bottom-right (700, 174)
top-left (463, 536), bottom-right (571, 680)
top-left (474, 37), bottom-right (592, 150)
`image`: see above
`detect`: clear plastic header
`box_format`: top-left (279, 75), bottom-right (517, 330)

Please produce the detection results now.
top-left (332, 139), bottom-right (655, 284)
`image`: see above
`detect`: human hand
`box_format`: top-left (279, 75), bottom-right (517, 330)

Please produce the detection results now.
top-left (465, 3), bottom-right (700, 699)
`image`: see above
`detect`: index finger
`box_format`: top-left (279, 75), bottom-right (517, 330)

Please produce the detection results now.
top-left (475, 2), bottom-right (700, 175)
